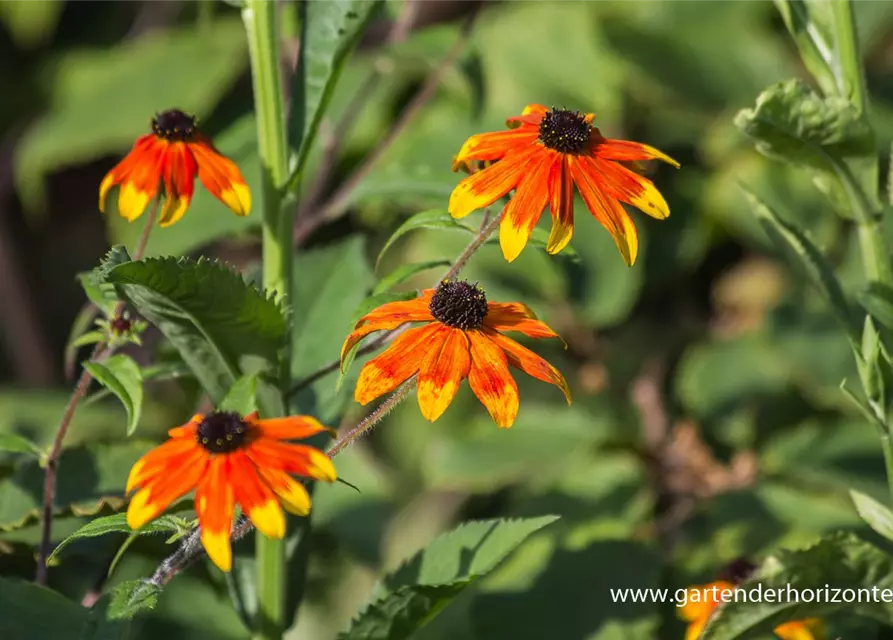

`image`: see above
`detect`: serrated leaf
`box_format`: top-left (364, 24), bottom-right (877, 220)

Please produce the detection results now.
top-left (373, 261), bottom-right (450, 295)
top-left (340, 516), bottom-right (559, 640)
top-left (735, 79), bottom-right (873, 172)
top-left (744, 189), bottom-right (858, 343)
top-left (48, 513), bottom-right (186, 564)
top-left (376, 210), bottom-right (476, 269)
top-left (77, 272), bottom-right (120, 318)
top-left (94, 245), bottom-right (132, 282)
top-left (107, 579), bottom-right (161, 620)
top-left (219, 374), bottom-right (258, 415)
top-left (0, 433), bottom-right (41, 457)
top-left (105, 257), bottom-right (287, 405)
top-left (288, 0), bottom-right (382, 184)
top-left (84, 354), bottom-right (143, 436)
top-left (851, 490), bottom-right (893, 543)
top-left (700, 532), bottom-right (893, 639)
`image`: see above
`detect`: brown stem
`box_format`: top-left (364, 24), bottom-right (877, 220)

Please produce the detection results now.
top-left (36, 199), bottom-right (158, 584)
top-left (293, 9), bottom-right (479, 245)
top-left (327, 379), bottom-right (415, 457)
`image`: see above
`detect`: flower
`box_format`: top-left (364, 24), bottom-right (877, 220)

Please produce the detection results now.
top-left (449, 104), bottom-right (679, 265)
top-left (99, 109), bottom-right (251, 227)
top-left (341, 280), bottom-right (571, 428)
top-left (126, 411), bottom-right (336, 572)
top-left (679, 580), bottom-right (824, 640)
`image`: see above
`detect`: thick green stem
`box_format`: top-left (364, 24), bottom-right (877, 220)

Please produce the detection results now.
top-left (830, 0), bottom-right (868, 116)
top-left (242, 1), bottom-right (291, 638)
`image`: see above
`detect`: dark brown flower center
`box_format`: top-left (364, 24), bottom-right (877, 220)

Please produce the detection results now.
top-left (152, 109), bottom-right (197, 142)
top-left (537, 108), bottom-right (591, 154)
top-left (717, 558), bottom-right (757, 585)
top-left (196, 411), bottom-right (251, 454)
top-left (429, 280), bottom-right (488, 330)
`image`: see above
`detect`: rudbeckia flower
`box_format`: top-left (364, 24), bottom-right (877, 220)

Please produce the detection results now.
top-left (341, 280), bottom-right (571, 428)
top-left (126, 411), bottom-right (336, 572)
top-left (449, 104), bottom-right (679, 265)
top-left (99, 109), bottom-right (251, 227)
top-left (679, 580), bottom-right (824, 640)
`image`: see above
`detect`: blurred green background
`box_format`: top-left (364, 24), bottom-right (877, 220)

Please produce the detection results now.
top-left (2, 0), bottom-right (893, 638)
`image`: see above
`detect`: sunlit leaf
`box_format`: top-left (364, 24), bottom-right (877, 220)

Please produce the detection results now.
top-left (48, 513), bottom-right (187, 564)
top-left (84, 354), bottom-right (144, 436)
top-left (0, 433), bottom-right (41, 457)
top-left (851, 490), bottom-right (893, 543)
top-left (373, 260), bottom-right (450, 295)
top-left (376, 210), bottom-right (475, 269)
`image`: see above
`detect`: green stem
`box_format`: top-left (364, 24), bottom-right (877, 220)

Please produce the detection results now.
top-left (830, 0), bottom-right (868, 116)
top-left (242, 1), bottom-right (291, 638)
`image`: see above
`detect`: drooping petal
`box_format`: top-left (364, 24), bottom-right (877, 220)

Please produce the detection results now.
top-left (340, 295), bottom-right (435, 365)
top-left (569, 156), bottom-right (639, 266)
top-left (158, 141), bottom-right (198, 227)
top-left (452, 129), bottom-right (539, 169)
top-left (593, 138), bottom-right (680, 168)
top-left (191, 139), bottom-right (251, 216)
top-left (246, 439), bottom-right (337, 482)
top-left (684, 618), bottom-right (707, 640)
top-left (773, 619), bottom-right (824, 640)
top-left (229, 451), bottom-right (285, 540)
top-left (590, 157), bottom-right (670, 220)
top-left (99, 135), bottom-right (161, 214)
top-left (499, 150), bottom-right (556, 262)
top-left (256, 466), bottom-right (312, 515)
top-left (167, 414), bottom-right (203, 438)
top-left (416, 328), bottom-right (471, 422)
top-left (254, 415), bottom-right (334, 441)
top-left (466, 330), bottom-right (520, 428)
top-left (546, 158), bottom-right (574, 254)
top-left (485, 329), bottom-right (571, 404)
top-left (127, 449), bottom-right (208, 530)
top-left (505, 103), bottom-right (549, 127)
top-left (449, 145), bottom-right (540, 219)
top-left (126, 437), bottom-right (203, 493)
top-left (484, 303), bottom-right (561, 339)
top-left (354, 324), bottom-right (443, 405)
top-left (195, 456), bottom-right (236, 572)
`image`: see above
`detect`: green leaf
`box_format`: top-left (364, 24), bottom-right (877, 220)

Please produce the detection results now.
top-left (69, 331), bottom-right (106, 349)
top-left (851, 490), bottom-right (893, 543)
top-left (376, 210), bottom-right (476, 269)
top-left (339, 516), bottom-right (559, 640)
top-left (700, 532), bottom-right (893, 639)
top-left (83, 360), bottom-right (193, 406)
top-left (773, 0), bottom-right (840, 99)
top-left (105, 257), bottom-right (287, 405)
top-left (744, 189), bottom-right (858, 342)
top-left (77, 272), bottom-right (119, 318)
top-left (0, 433), bottom-right (41, 457)
top-left (735, 79), bottom-right (873, 166)
top-left (373, 260), bottom-right (451, 295)
top-left (84, 354), bottom-right (143, 436)
top-left (107, 579), bottom-right (162, 620)
top-left (48, 513), bottom-right (186, 564)
top-left (15, 20), bottom-right (249, 214)
top-left (860, 282), bottom-right (893, 331)
top-left (288, 0), bottom-right (382, 183)
top-left (219, 374), bottom-right (259, 415)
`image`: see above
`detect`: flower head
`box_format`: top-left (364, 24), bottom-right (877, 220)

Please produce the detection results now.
top-left (126, 411), bottom-right (336, 572)
top-left (341, 280), bottom-right (571, 428)
top-left (679, 579), bottom-right (824, 640)
top-left (449, 104), bottom-right (679, 265)
top-left (99, 109), bottom-right (251, 227)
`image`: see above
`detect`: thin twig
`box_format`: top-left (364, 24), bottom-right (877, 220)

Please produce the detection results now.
top-left (36, 200), bottom-right (159, 584)
top-left (293, 9), bottom-right (479, 245)
top-left (328, 380), bottom-right (415, 457)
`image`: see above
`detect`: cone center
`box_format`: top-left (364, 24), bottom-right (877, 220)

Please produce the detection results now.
top-left (537, 108), bottom-right (591, 154)
top-left (152, 109), bottom-right (197, 142)
top-left (196, 412), bottom-right (250, 454)
top-left (429, 280), bottom-right (488, 330)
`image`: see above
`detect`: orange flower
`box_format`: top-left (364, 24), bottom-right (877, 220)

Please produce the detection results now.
top-left (126, 411), bottom-right (336, 572)
top-left (449, 104), bottom-right (679, 265)
top-left (679, 581), bottom-right (824, 640)
top-left (341, 280), bottom-right (571, 428)
top-left (99, 109), bottom-right (251, 227)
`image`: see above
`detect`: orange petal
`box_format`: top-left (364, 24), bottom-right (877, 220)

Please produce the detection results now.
top-left (416, 327), bottom-right (471, 422)
top-left (677, 582), bottom-right (729, 623)
top-left (547, 158), bottom-right (574, 254)
top-left (483, 302), bottom-right (561, 339)
top-left (354, 324), bottom-right (443, 405)
top-left (127, 449), bottom-right (208, 530)
top-left (449, 145), bottom-right (539, 219)
top-left (774, 619), bottom-right (824, 640)
top-left (340, 296), bottom-right (434, 365)
top-left (484, 329), bottom-right (571, 404)
top-left (99, 135), bottom-right (159, 213)
top-left (229, 451), bottom-right (285, 540)
top-left (568, 156), bottom-right (639, 266)
top-left (254, 415), bottom-right (334, 440)
top-left (115, 136), bottom-right (167, 221)
top-left (195, 456), bottom-right (235, 572)
top-left (126, 437), bottom-right (203, 493)
top-left (591, 157), bottom-right (670, 220)
top-left (256, 467), bottom-right (312, 515)
top-left (506, 103), bottom-right (549, 127)
top-left (167, 414), bottom-right (204, 438)
top-left (594, 138), bottom-right (680, 168)
top-left (453, 129), bottom-right (539, 169)
top-left (684, 618), bottom-right (707, 640)
top-left (246, 439), bottom-right (337, 482)
top-left (191, 140), bottom-right (251, 216)
top-left (499, 150), bottom-right (556, 262)
top-left (466, 329), bottom-right (519, 428)
top-left (159, 141), bottom-right (198, 227)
